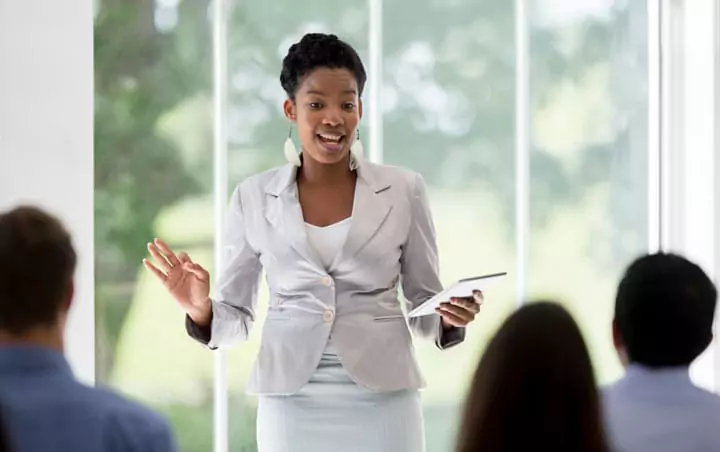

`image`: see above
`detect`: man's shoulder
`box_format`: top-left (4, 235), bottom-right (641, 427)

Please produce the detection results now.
top-left (83, 384), bottom-right (175, 446)
top-left (90, 385), bottom-right (167, 423)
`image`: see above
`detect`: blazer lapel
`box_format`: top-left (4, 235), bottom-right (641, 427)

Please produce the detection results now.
top-left (338, 162), bottom-right (392, 262)
top-left (264, 165), bottom-right (324, 269)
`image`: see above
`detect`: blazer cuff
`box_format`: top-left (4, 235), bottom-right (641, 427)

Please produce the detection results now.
top-left (435, 320), bottom-right (466, 350)
top-left (185, 313), bottom-right (218, 350)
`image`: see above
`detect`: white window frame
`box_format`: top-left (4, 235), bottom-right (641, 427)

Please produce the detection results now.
top-left (515, 0), bottom-right (530, 307)
top-left (212, 1), bottom-right (230, 452)
top-left (658, 0), bottom-right (719, 391)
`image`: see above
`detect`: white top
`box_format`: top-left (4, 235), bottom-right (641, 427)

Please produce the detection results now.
top-left (305, 217), bottom-right (352, 269)
top-left (602, 364), bottom-right (720, 452)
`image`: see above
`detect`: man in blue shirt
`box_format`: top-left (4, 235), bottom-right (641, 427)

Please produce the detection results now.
top-left (603, 253), bottom-right (720, 452)
top-left (0, 206), bottom-right (177, 452)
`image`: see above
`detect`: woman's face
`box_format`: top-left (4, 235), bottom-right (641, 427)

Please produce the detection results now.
top-left (284, 67), bottom-right (362, 166)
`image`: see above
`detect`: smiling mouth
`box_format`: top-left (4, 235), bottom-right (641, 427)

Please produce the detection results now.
top-left (317, 133), bottom-right (345, 145)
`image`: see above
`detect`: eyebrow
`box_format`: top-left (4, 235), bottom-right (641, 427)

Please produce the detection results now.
top-left (305, 89), bottom-right (357, 96)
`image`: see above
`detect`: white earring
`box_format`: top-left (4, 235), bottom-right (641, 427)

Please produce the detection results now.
top-left (349, 129), bottom-right (364, 171)
top-left (284, 127), bottom-right (301, 167)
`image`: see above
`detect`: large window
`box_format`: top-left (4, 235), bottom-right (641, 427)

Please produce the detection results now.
top-left (527, 0), bottom-right (649, 386)
top-left (94, 0), bottom-right (217, 448)
top-left (94, 0), bottom-right (653, 451)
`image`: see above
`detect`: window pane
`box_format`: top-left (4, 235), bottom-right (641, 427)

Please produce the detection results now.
top-left (383, 3), bottom-right (518, 450)
top-left (225, 4), bottom-right (369, 451)
top-left (94, 1), bottom-right (215, 451)
top-left (527, 0), bottom-right (649, 385)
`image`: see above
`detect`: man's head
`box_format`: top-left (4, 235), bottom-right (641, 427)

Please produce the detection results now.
top-left (0, 206), bottom-right (76, 341)
top-left (613, 252), bottom-right (717, 368)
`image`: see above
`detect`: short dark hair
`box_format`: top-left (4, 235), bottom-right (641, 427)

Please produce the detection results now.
top-left (0, 206), bottom-right (77, 334)
top-left (456, 301), bottom-right (608, 452)
top-left (615, 252), bottom-right (717, 367)
top-left (280, 33), bottom-right (367, 100)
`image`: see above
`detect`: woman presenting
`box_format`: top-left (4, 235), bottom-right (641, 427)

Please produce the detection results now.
top-left (144, 32), bottom-right (483, 452)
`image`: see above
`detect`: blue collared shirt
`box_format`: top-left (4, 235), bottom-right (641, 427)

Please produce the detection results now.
top-left (0, 345), bottom-right (177, 452)
top-left (602, 364), bottom-right (720, 452)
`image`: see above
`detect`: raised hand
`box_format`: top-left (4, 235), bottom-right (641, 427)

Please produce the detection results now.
top-left (143, 237), bottom-right (212, 326)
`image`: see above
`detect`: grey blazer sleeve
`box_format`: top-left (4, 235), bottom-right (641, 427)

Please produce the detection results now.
top-left (186, 184), bottom-right (262, 349)
top-left (400, 173), bottom-right (466, 350)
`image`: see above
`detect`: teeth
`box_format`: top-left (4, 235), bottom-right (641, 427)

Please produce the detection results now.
top-left (319, 133), bottom-right (342, 142)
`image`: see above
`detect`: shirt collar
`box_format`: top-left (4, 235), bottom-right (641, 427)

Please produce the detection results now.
top-left (624, 363), bottom-right (691, 384)
top-left (0, 345), bottom-right (73, 377)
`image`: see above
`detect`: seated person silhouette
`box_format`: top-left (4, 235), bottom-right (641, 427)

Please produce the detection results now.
top-left (603, 252), bottom-right (720, 452)
top-left (0, 206), bottom-right (177, 452)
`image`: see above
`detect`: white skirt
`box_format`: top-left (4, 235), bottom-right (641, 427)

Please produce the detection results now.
top-left (256, 344), bottom-right (425, 452)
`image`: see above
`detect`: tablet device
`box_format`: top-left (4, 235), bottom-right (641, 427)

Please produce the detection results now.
top-left (407, 272), bottom-right (507, 318)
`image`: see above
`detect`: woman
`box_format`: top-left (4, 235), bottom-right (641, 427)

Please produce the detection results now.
top-left (455, 301), bottom-right (609, 452)
top-left (144, 33), bottom-right (483, 451)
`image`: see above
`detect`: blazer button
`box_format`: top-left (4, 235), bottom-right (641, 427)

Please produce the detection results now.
top-left (321, 276), bottom-right (333, 287)
top-left (322, 310), bottom-right (335, 323)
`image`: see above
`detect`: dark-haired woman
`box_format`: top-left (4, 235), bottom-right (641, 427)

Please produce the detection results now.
top-left (144, 33), bottom-right (484, 451)
top-left (455, 301), bottom-right (609, 452)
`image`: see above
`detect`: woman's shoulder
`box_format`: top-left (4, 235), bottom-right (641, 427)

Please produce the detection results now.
top-left (232, 164), bottom-right (295, 196)
top-left (361, 161), bottom-right (422, 189)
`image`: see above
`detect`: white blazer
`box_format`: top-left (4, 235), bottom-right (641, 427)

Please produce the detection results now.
top-left (186, 159), bottom-right (465, 395)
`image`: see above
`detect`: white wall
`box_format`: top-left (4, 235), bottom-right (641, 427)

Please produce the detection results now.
top-left (664, 0), bottom-right (720, 391)
top-left (0, 0), bottom-right (95, 383)
top-left (714, 0), bottom-right (720, 393)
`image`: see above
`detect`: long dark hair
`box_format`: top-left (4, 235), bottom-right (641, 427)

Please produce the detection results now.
top-left (0, 407), bottom-right (10, 452)
top-left (455, 301), bottom-right (608, 452)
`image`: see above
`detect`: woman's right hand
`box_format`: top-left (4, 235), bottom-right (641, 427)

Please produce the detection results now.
top-left (143, 237), bottom-right (212, 327)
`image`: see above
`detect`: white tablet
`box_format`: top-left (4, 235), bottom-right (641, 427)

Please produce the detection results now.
top-left (407, 272), bottom-right (507, 318)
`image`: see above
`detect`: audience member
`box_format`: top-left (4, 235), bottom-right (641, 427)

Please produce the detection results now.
top-left (0, 206), bottom-right (177, 452)
top-left (603, 252), bottom-right (720, 452)
top-left (455, 301), bottom-right (608, 452)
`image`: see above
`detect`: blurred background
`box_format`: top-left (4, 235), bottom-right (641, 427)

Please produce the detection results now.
top-left (93, 0), bottom-right (650, 450)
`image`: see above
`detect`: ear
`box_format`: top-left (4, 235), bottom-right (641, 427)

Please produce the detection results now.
top-left (612, 318), bottom-right (629, 366)
top-left (283, 99), bottom-right (296, 122)
top-left (358, 98), bottom-right (364, 120)
top-left (62, 279), bottom-right (74, 314)
top-left (612, 318), bottom-right (622, 348)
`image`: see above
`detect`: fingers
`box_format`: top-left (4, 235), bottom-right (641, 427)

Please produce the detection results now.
top-left (147, 243), bottom-right (172, 271)
top-left (450, 296), bottom-right (481, 314)
top-left (178, 251), bottom-right (192, 265)
top-left (143, 258), bottom-right (167, 282)
top-left (472, 290), bottom-right (484, 305)
top-left (435, 305), bottom-right (468, 327)
top-left (184, 261), bottom-right (210, 283)
top-left (154, 238), bottom-right (181, 267)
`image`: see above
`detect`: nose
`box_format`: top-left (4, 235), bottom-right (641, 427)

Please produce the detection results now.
top-left (321, 106), bottom-right (343, 127)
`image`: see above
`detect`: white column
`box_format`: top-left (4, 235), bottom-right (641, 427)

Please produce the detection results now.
top-left (662, 0), bottom-right (718, 391)
top-left (0, 0), bottom-right (95, 384)
top-left (712, 0), bottom-right (720, 393)
top-left (368, 0), bottom-right (383, 164)
top-left (647, 0), bottom-right (662, 253)
top-left (514, 0), bottom-right (530, 306)
top-left (212, 0), bottom-right (229, 451)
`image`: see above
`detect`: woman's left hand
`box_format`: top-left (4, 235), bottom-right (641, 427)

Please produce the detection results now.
top-left (436, 290), bottom-right (484, 328)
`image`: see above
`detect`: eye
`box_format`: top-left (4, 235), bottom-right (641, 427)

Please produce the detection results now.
top-left (343, 102), bottom-right (355, 110)
top-left (309, 102), bottom-right (323, 110)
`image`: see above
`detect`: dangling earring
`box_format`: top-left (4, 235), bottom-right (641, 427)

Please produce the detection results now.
top-left (349, 129), bottom-right (364, 170)
top-left (284, 126), bottom-right (301, 167)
